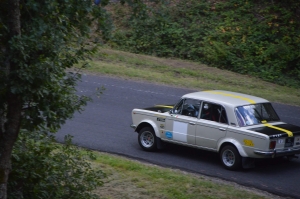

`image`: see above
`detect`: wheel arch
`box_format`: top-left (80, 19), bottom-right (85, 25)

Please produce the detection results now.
top-left (135, 120), bottom-right (160, 137)
top-left (218, 138), bottom-right (248, 157)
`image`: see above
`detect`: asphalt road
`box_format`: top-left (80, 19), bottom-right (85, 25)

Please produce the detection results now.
top-left (57, 74), bottom-right (300, 199)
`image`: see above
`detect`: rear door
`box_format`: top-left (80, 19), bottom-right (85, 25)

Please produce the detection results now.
top-left (196, 102), bottom-right (229, 149)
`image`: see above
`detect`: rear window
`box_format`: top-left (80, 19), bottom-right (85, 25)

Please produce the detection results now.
top-left (235, 103), bottom-right (280, 127)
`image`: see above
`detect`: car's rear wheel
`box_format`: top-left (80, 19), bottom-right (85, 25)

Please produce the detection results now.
top-left (220, 145), bottom-right (242, 170)
top-left (138, 127), bottom-right (157, 151)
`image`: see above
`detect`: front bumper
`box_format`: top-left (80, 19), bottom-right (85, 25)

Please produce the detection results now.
top-left (254, 147), bottom-right (300, 158)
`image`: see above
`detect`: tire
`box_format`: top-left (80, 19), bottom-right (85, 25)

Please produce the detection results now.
top-left (220, 145), bottom-right (242, 170)
top-left (286, 155), bottom-right (296, 162)
top-left (138, 127), bottom-right (157, 151)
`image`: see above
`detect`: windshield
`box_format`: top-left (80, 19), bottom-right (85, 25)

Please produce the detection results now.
top-left (235, 103), bottom-right (280, 127)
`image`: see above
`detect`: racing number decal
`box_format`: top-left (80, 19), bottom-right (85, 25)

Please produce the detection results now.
top-left (173, 121), bottom-right (188, 142)
top-left (243, 139), bottom-right (254, 147)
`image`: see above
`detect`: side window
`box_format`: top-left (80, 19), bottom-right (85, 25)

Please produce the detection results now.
top-left (173, 99), bottom-right (184, 114)
top-left (180, 99), bottom-right (201, 118)
top-left (200, 102), bottom-right (228, 124)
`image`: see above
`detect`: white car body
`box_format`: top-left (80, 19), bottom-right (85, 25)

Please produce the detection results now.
top-left (131, 90), bottom-right (300, 170)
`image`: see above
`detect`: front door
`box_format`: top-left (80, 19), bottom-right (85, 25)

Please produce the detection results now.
top-left (164, 98), bottom-right (201, 145)
top-left (165, 115), bottom-right (197, 144)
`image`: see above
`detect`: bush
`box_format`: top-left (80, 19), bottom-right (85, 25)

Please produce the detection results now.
top-left (8, 131), bottom-right (105, 199)
top-left (109, 0), bottom-right (300, 87)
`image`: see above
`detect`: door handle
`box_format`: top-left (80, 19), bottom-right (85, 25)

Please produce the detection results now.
top-left (219, 128), bottom-right (226, 131)
top-left (189, 122), bottom-right (196, 125)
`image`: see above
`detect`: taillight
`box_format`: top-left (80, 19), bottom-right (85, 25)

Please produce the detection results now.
top-left (269, 140), bottom-right (276, 149)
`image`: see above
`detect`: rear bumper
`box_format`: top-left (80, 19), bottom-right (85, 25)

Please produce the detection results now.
top-left (254, 147), bottom-right (300, 158)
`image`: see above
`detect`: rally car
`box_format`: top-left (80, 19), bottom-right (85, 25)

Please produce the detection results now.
top-left (131, 90), bottom-right (300, 170)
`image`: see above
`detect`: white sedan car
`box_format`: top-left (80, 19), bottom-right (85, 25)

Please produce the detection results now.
top-left (131, 90), bottom-right (300, 170)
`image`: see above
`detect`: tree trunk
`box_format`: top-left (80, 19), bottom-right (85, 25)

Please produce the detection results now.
top-left (0, 1), bottom-right (22, 199)
top-left (0, 95), bottom-right (22, 198)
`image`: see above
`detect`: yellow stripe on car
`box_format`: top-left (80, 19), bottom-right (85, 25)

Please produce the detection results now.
top-left (155, 105), bottom-right (174, 108)
top-left (205, 91), bottom-right (256, 104)
top-left (263, 123), bottom-right (293, 137)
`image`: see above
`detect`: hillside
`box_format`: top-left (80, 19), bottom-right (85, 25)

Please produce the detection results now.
top-left (106, 0), bottom-right (300, 88)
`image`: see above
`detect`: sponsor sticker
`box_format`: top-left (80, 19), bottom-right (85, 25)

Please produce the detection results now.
top-left (157, 117), bottom-right (165, 122)
top-left (165, 131), bottom-right (173, 139)
top-left (244, 139), bottom-right (254, 147)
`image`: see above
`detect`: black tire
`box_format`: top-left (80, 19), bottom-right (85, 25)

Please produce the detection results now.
top-left (138, 127), bottom-right (157, 151)
top-left (285, 155), bottom-right (296, 162)
top-left (220, 145), bottom-right (242, 170)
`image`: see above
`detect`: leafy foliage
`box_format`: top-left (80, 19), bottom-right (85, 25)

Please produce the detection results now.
top-left (109, 0), bottom-right (300, 87)
top-left (0, 0), bottom-right (112, 198)
top-left (8, 131), bottom-right (105, 199)
top-left (0, 0), bottom-right (113, 132)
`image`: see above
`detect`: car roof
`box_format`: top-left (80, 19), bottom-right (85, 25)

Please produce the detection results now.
top-left (182, 90), bottom-right (269, 107)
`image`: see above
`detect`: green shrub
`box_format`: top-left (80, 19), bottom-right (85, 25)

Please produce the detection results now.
top-left (8, 131), bottom-right (105, 199)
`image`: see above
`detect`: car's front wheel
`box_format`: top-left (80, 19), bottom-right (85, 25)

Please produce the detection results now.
top-left (138, 127), bottom-right (157, 151)
top-left (220, 145), bottom-right (242, 170)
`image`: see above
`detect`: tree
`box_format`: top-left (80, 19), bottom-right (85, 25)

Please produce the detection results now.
top-left (0, 0), bottom-right (111, 198)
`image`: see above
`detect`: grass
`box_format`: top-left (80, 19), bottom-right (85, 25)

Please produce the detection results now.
top-left (92, 151), bottom-right (278, 199)
top-left (78, 47), bottom-right (300, 106)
